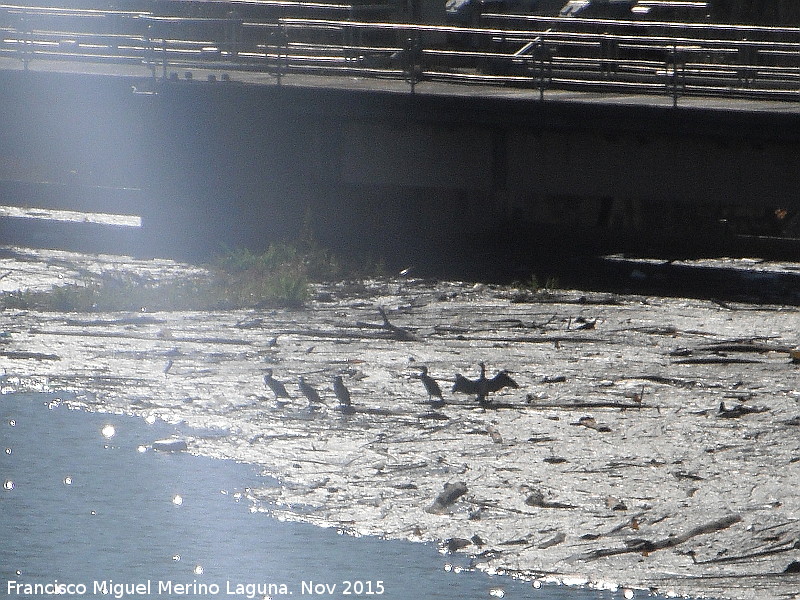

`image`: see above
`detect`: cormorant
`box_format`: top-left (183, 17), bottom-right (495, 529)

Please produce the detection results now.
top-left (333, 375), bottom-right (352, 408)
top-left (298, 376), bottom-right (324, 405)
top-left (452, 362), bottom-right (518, 403)
top-left (418, 366), bottom-right (443, 402)
top-left (264, 368), bottom-right (290, 400)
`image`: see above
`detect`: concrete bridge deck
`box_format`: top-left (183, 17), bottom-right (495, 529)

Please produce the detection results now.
top-left (1, 42), bottom-right (799, 263)
top-left (3, 51), bottom-right (800, 114)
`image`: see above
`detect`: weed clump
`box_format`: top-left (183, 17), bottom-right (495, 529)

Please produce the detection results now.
top-left (0, 241), bottom-right (329, 312)
top-left (210, 243), bottom-right (312, 309)
top-left (1, 273), bottom-right (218, 312)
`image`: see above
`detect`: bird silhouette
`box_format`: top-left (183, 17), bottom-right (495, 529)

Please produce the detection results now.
top-left (333, 375), bottom-right (351, 406)
top-left (452, 362), bottom-right (518, 403)
top-left (418, 366), bottom-right (443, 403)
top-left (333, 375), bottom-right (354, 413)
top-left (298, 376), bottom-right (324, 406)
top-left (264, 368), bottom-right (290, 400)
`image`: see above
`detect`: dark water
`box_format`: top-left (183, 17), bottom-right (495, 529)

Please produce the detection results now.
top-left (1, 392), bottom-right (638, 600)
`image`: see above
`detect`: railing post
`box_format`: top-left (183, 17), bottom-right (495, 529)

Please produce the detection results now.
top-left (528, 40), bottom-right (550, 101)
top-left (269, 24), bottom-right (288, 85)
top-left (161, 37), bottom-right (167, 80)
top-left (600, 36), bottom-right (618, 78)
top-left (344, 7), bottom-right (355, 64)
top-left (668, 43), bottom-right (684, 107)
top-left (18, 15), bottom-right (31, 70)
top-left (225, 10), bottom-right (242, 59)
top-left (736, 41), bottom-right (757, 87)
top-left (144, 24), bottom-right (155, 80)
top-left (403, 34), bottom-right (422, 93)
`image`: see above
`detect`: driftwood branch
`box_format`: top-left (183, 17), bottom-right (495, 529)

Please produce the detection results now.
top-left (718, 402), bottom-right (770, 418)
top-left (573, 514), bottom-right (742, 561)
top-left (695, 539), bottom-right (800, 565)
top-left (355, 307), bottom-right (417, 341)
top-left (0, 350), bottom-right (60, 361)
top-left (674, 357), bottom-right (762, 365)
top-left (620, 374), bottom-right (698, 388)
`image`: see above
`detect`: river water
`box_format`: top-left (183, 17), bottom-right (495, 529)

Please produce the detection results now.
top-left (1, 392), bottom-right (639, 600)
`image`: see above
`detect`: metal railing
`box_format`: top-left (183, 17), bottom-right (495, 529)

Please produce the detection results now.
top-left (2, 3), bottom-right (800, 103)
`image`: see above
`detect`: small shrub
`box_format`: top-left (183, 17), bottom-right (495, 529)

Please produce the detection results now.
top-left (0, 239), bottom-right (389, 313)
top-left (513, 273), bottom-right (560, 292)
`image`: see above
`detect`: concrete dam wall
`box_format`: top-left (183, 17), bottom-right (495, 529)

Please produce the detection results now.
top-left (1, 68), bottom-right (799, 262)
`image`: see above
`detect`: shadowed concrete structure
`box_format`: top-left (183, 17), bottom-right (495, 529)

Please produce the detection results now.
top-left (0, 61), bottom-right (799, 262)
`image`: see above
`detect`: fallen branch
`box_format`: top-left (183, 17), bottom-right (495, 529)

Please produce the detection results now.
top-left (620, 375), bottom-right (698, 388)
top-left (473, 335), bottom-right (608, 345)
top-left (674, 357), bottom-right (762, 365)
top-left (695, 539), bottom-right (800, 565)
top-left (697, 342), bottom-right (792, 354)
top-left (571, 416), bottom-right (611, 432)
top-left (526, 399), bottom-right (650, 410)
top-left (717, 402), bottom-right (770, 419)
top-left (0, 350), bottom-right (60, 361)
top-left (355, 307), bottom-right (417, 341)
top-left (572, 514), bottom-right (742, 561)
top-left (31, 329), bottom-right (252, 345)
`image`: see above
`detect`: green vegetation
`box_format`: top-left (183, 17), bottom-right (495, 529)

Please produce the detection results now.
top-left (0, 240), bottom-right (382, 313)
top-left (513, 273), bottom-right (560, 292)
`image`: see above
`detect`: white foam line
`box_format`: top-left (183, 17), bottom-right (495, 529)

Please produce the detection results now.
top-left (0, 205), bottom-right (142, 227)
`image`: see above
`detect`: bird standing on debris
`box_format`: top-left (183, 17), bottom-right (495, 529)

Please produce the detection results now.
top-left (298, 376), bottom-right (324, 406)
top-left (418, 366), bottom-right (443, 403)
top-left (333, 375), bottom-right (352, 408)
top-left (452, 362), bottom-right (518, 403)
top-left (264, 368), bottom-right (290, 401)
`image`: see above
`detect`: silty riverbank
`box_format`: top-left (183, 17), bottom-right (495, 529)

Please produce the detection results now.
top-left (1, 246), bottom-right (799, 600)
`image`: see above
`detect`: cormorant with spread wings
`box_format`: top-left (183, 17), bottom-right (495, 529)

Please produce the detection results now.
top-left (452, 362), bottom-right (518, 404)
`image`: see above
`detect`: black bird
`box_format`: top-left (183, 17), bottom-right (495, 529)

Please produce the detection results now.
top-left (418, 366), bottom-right (443, 403)
top-left (298, 376), bottom-right (324, 406)
top-left (452, 362), bottom-right (518, 403)
top-left (333, 375), bottom-right (351, 407)
top-left (263, 368), bottom-right (290, 400)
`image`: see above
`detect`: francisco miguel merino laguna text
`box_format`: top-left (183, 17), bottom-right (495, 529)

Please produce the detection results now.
top-left (6, 579), bottom-right (386, 598)
top-left (6, 579), bottom-right (292, 599)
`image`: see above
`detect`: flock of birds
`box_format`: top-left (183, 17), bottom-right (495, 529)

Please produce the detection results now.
top-left (262, 362), bottom-right (519, 412)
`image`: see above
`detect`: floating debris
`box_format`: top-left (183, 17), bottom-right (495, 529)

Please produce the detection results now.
top-left (151, 438), bottom-right (188, 452)
top-left (538, 532), bottom-right (567, 549)
top-left (717, 402), bottom-right (770, 418)
top-left (426, 481), bottom-right (467, 514)
top-left (525, 489), bottom-right (576, 509)
top-left (572, 416), bottom-right (611, 432)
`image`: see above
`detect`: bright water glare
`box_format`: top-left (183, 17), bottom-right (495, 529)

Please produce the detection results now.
top-left (0, 393), bottom-right (648, 600)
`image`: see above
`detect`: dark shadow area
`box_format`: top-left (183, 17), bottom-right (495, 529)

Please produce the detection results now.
top-left (2, 68), bottom-right (799, 305)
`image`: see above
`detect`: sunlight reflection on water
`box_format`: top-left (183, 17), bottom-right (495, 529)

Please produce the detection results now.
top-left (0, 205), bottom-right (141, 227)
top-left (0, 392), bottom-right (651, 600)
